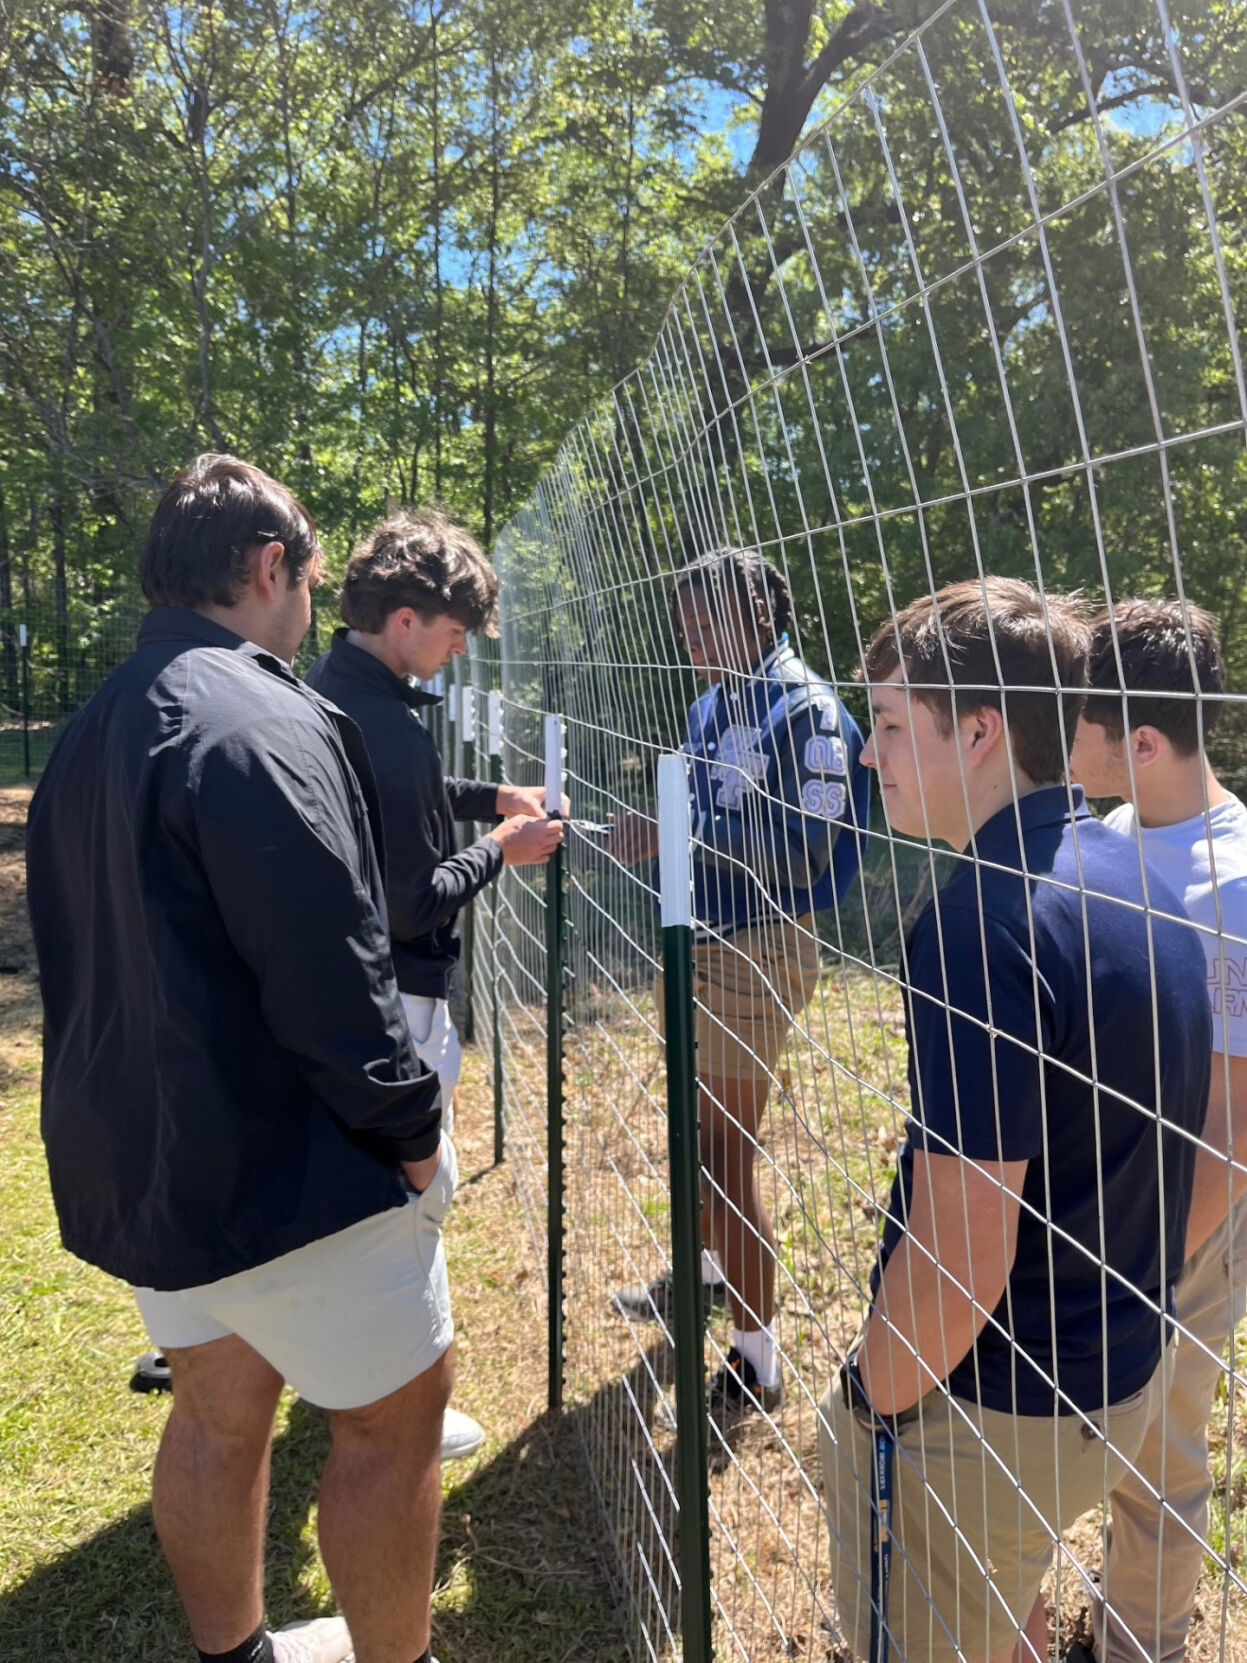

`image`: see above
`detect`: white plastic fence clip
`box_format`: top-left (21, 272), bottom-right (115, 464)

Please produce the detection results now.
top-left (544, 714), bottom-right (566, 816)
top-left (18, 624), bottom-right (27, 648)
top-left (657, 753), bottom-right (693, 929)
top-left (462, 685), bottom-right (476, 738)
top-left (488, 690), bottom-right (504, 759)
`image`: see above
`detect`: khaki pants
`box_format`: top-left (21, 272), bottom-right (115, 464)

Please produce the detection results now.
top-left (819, 1351), bottom-right (1173, 1663)
top-left (1097, 1205), bottom-right (1247, 1663)
top-left (654, 914), bottom-right (821, 1082)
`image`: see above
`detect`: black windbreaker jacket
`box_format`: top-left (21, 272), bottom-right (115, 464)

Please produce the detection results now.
top-left (26, 608), bottom-right (440, 1292)
top-left (305, 631), bottom-right (501, 999)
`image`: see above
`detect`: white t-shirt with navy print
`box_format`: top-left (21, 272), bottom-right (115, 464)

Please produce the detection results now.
top-left (1106, 795), bottom-right (1247, 1059)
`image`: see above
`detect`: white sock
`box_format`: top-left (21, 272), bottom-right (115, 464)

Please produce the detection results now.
top-left (701, 1249), bottom-right (725, 1285)
top-left (733, 1324), bottom-right (780, 1389)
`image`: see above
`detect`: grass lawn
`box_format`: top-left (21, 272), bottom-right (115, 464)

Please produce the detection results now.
top-left (0, 725), bottom-right (59, 789)
top-left (5, 773), bottom-right (1246, 1662)
top-left (0, 787), bottom-right (628, 1662)
top-left (514, 904), bottom-right (1247, 1660)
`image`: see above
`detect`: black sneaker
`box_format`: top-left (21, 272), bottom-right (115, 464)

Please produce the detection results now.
top-left (706, 1346), bottom-right (784, 1431)
top-left (129, 1349), bottom-right (172, 1394)
top-left (612, 1268), bottom-right (728, 1322)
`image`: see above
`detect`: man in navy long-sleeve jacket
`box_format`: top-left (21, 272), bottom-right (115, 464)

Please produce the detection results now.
top-left (26, 456), bottom-right (447, 1663)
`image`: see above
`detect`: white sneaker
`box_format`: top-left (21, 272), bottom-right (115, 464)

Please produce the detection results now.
top-left (442, 1406), bottom-right (485, 1462)
top-left (270, 1616), bottom-right (353, 1663)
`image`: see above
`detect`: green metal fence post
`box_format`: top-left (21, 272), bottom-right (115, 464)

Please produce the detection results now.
top-left (460, 681), bottom-right (477, 1045)
top-left (657, 752), bottom-right (713, 1663)
top-left (489, 689), bottom-right (505, 1167)
top-left (545, 712), bottom-right (567, 1412)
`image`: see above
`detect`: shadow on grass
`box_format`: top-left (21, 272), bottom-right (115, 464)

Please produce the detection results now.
top-left (0, 1396), bottom-right (334, 1661)
top-left (435, 1335), bottom-right (675, 1662)
top-left (0, 1354), bottom-right (665, 1663)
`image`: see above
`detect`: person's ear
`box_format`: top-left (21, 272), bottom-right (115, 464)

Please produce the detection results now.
top-left (252, 540), bottom-right (286, 600)
top-left (961, 703), bottom-right (1006, 767)
top-left (1131, 725), bottom-right (1166, 771)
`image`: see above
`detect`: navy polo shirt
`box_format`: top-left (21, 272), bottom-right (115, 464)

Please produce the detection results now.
top-left (874, 786), bottom-right (1211, 1415)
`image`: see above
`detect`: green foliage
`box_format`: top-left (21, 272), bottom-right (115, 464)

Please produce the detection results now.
top-left (0, 0), bottom-right (746, 708)
top-left (492, 0), bottom-right (1247, 743)
top-left (0, 0), bottom-right (1243, 725)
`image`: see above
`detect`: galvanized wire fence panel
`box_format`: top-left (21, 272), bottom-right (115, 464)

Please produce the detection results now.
top-left (469, 3), bottom-right (1247, 1659)
top-left (0, 581), bottom-right (340, 785)
top-left (0, 596), bottom-right (143, 783)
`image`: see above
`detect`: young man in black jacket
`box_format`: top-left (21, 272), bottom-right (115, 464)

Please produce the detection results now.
top-left (305, 511), bottom-right (563, 1457)
top-left (28, 457), bottom-right (449, 1663)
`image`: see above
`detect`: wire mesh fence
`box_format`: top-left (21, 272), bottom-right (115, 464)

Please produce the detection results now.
top-left (464, 2), bottom-right (1247, 1659)
top-left (0, 581), bottom-right (343, 786)
top-left (0, 595), bottom-right (143, 784)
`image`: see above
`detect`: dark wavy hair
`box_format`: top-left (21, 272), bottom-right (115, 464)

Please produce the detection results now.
top-left (669, 547), bottom-right (794, 657)
top-left (140, 454), bottom-right (321, 608)
top-left (339, 510), bottom-right (499, 636)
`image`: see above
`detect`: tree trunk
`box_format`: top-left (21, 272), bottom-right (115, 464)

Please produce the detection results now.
top-left (351, 320), bottom-right (369, 544)
top-left (748, 1), bottom-right (895, 179)
top-left (50, 483), bottom-right (70, 714)
top-left (482, 41), bottom-right (501, 547)
top-left (0, 485), bottom-right (16, 710)
top-left (430, 7), bottom-right (445, 498)
top-left (274, 5), bottom-right (315, 500)
top-left (615, 81), bottom-right (636, 390)
top-left (90, 0), bottom-right (134, 95)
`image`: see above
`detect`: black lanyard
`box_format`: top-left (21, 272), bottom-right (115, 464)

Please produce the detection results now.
top-left (843, 1356), bottom-right (897, 1663)
top-left (869, 1421), bottom-right (895, 1663)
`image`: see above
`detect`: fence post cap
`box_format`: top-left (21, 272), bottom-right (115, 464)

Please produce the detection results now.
top-left (657, 752), bottom-right (692, 929)
top-left (544, 713), bottom-right (565, 816)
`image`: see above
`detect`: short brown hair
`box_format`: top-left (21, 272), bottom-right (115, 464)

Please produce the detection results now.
top-left (339, 510), bottom-right (499, 636)
top-left (1083, 598), bottom-right (1224, 755)
top-left (864, 577), bottom-right (1090, 784)
top-left (140, 454), bottom-right (321, 608)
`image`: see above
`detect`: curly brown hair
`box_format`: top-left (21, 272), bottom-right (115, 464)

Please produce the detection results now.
top-left (340, 510), bottom-right (499, 636)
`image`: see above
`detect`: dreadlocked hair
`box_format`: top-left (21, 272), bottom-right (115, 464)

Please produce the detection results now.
top-left (669, 547), bottom-right (794, 655)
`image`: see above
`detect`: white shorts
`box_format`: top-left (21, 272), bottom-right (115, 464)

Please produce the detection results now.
top-left (401, 994), bottom-right (462, 1131)
top-left (133, 1136), bottom-right (457, 1410)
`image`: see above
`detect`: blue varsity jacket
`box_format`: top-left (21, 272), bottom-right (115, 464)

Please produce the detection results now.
top-left (683, 639), bottom-right (870, 935)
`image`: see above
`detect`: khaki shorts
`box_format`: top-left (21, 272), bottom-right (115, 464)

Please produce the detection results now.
top-left (818, 1345), bottom-right (1173, 1663)
top-left (655, 914), bottom-right (822, 1082)
top-left (134, 1136), bottom-right (457, 1410)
